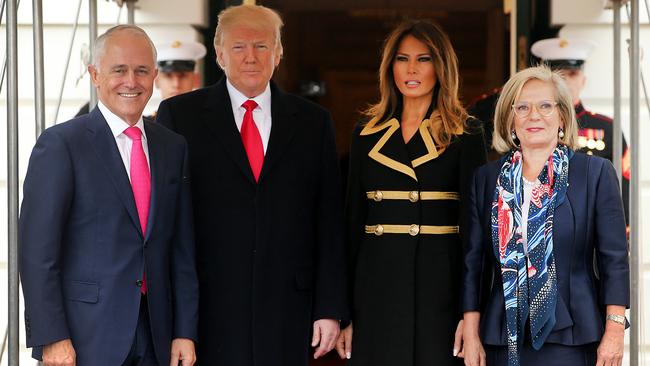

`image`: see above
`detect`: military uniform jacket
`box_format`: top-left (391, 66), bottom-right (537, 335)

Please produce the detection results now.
top-left (575, 102), bottom-right (630, 221)
top-left (345, 117), bottom-right (486, 366)
top-left (157, 78), bottom-right (348, 366)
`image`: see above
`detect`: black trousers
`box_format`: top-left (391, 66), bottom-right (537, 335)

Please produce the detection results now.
top-left (122, 296), bottom-right (158, 366)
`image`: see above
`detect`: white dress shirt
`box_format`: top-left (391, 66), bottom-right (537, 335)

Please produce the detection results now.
top-left (226, 79), bottom-right (272, 153)
top-left (521, 177), bottom-right (540, 256)
top-left (97, 101), bottom-right (150, 181)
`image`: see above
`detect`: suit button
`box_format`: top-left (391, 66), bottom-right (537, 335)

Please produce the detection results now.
top-left (374, 224), bottom-right (384, 236)
top-left (409, 224), bottom-right (420, 236)
top-left (373, 190), bottom-right (383, 202)
top-left (136, 280), bottom-right (144, 287)
top-left (143, 241), bottom-right (148, 248)
top-left (409, 191), bottom-right (419, 202)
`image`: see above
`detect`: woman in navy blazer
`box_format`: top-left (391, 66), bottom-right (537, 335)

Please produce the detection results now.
top-left (460, 66), bottom-right (629, 366)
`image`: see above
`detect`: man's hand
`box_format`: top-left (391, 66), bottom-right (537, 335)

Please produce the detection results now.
top-left (42, 338), bottom-right (76, 366)
top-left (312, 318), bottom-right (340, 359)
top-left (170, 338), bottom-right (196, 366)
top-left (335, 323), bottom-right (352, 359)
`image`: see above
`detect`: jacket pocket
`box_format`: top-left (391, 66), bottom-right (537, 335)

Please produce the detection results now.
top-left (295, 268), bottom-right (313, 291)
top-left (63, 280), bottom-right (99, 303)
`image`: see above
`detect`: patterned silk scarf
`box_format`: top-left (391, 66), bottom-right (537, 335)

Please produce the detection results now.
top-left (491, 145), bottom-right (570, 366)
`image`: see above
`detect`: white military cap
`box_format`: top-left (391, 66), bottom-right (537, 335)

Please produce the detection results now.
top-left (531, 38), bottom-right (597, 69)
top-left (156, 40), bottom-right (207, 72)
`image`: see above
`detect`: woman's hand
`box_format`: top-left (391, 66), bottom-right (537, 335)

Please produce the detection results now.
top-left (596, 326), bottom-right (624, 366)
top-left (462, 312), bottom-right (486, 366)
top-left (597, 306), bottom-right (626, 366)
top-left (335, 323), bottom-right (353, 360)
top-left (453, 319), bottom-right (464, 357)
top-left (597, 323), bottom-right (625, 364)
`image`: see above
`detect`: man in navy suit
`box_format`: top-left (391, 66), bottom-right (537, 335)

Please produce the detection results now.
top-left (157, 4), bottom-right (347, 366)
top-left (20, 25), bottom-right (198, 366)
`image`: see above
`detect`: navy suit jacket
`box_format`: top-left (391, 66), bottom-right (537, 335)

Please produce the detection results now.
top-left (19, 108), bottom-right (199, 365)
top-left (461, 152), bottom-right (629, 346)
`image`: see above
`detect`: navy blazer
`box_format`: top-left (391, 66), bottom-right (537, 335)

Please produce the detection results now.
top-left (19, 108), bottom-right (199, 365)
top-left (461, 152), bottom-right (629, 346)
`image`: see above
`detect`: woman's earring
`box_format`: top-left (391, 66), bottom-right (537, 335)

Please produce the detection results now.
top-left (511, 130), bottom-right (517, 141)
top-left (558, 127), bottom-right (565, 139)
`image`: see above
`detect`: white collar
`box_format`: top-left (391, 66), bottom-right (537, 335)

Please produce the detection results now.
top-left (226, 79), bottom-right (272, 113)
top-left (97, 101), bottom-right (147, 140)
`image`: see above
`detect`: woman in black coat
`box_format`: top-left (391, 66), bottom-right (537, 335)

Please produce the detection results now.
top-left (335, 20), bottom-right (486, 366)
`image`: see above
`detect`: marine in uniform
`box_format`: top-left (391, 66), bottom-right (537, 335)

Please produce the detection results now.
top-left (150, 39), bottom-right (206, 118)
top-left (531, 37), bottom-right (630, 221)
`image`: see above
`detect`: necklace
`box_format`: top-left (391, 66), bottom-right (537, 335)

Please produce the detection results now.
top-left (522, 176), bottom-right (539, 186)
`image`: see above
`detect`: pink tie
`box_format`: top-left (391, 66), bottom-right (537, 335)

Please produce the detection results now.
top-left (124, 126), bottom-right (150, 295)
top-left (241, 100), bottom-right (264, 182)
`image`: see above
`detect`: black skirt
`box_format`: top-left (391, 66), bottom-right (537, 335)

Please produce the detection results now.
top-left (484, 342), bottom-right (598, 366)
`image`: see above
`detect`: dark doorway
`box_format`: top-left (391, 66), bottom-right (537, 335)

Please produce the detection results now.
top-left (260, 0), bottom-right (508, 158)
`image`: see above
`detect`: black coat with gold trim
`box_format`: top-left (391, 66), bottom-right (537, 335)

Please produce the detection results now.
top-left (345, 117), bottom-right (487, 366)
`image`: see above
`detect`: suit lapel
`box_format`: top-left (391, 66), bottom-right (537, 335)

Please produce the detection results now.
top-left (201, 80), bottom-right (256, 183)
top-left (86, 108), bottom-right (142, 237)
top-left (360, 118), bottom-right (418, 181)
top-left (144, 122), bottom-right (165, 241)
top-left (259, 83), bottom-right (298, 182)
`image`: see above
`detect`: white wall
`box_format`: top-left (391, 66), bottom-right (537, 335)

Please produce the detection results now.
top-left (0, 1), bottom-right (208, 363)
top-left (553, 0), bottom-right (650, 365)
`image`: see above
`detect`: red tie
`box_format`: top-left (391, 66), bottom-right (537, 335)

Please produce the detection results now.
top-left (241, 100), bottom-right (264, 182)
top-left (124, 126), bottom-right (150, 295)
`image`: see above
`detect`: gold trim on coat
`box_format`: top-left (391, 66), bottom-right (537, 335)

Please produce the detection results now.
top-left (359, 117), bottom-right (462, 181)
top-left (365, 224), bottom-right (459, 236)
top-left (361, 118), bottom-right (418, 180)
top-left (366, 190), bottom-right (460, 202)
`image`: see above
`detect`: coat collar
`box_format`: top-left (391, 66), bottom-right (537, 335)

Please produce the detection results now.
top-left (360, 116), bottom-right (460, 181)
top-left (200, 78), bottom-right (298, 184)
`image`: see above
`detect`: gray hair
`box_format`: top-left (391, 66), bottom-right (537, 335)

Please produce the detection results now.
top-left (92, 25), bottom-right (157, 69)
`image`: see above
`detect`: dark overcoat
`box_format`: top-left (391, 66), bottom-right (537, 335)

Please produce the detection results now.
top-left (157, 78), bottom-right (348, 366)
top-left (345, 117), bottom-right (486, 366)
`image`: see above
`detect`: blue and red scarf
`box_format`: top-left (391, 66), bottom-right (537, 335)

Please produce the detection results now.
top-left (491, 145), bottom-right (570, 366)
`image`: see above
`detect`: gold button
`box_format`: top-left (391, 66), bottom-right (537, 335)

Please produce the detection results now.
top-left (409, 191), bottom-right (419, 202)
top-left (374, 224), bottom-right (384, 236)
top-left (373, 190), bottom-right (383, 202)
top-left (409, 224), bottom-right (420, 236)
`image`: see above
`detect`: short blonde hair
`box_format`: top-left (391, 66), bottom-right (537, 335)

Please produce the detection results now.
top-left (492, 65), bottom-right (578, 153)
top-left (213, 4), bottom-right (284, 56)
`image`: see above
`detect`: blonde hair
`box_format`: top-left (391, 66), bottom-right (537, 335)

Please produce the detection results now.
top-left (492, 65), bottom-right (578, 153)
top-left (364, 19), bottom-right (468, 148)
top-left (213, 4), bottom-right (284, 61)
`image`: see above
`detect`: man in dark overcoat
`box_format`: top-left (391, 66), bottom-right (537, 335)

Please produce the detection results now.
top-left (156, 4), bottom-right (348, 366)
